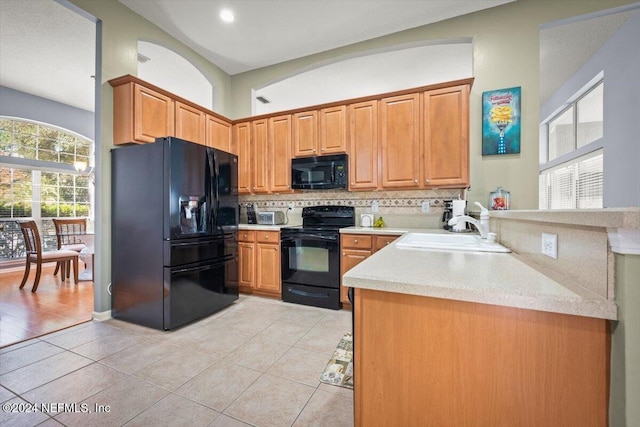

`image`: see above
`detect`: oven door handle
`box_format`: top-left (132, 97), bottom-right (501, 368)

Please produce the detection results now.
top-left (288, 287), bottom-right (332, 298)
top-left (281, 233), bottom-right (337, 242)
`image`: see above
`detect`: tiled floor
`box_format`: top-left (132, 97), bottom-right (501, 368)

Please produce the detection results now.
top-left (0, 295), bottom-right (355, 426)
top-left (0, 266), bottom-right (94, 347)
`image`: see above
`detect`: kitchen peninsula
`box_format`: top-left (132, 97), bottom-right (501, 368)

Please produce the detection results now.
top-left (343, 208), bottom-right (638, 427)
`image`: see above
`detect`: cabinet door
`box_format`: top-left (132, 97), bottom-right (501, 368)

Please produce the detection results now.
top-left (319, 105), bottom-right (347, 154)
top-left (234, 122), bottom-right (252, 194)
top-left (175, 101), bottom-right (205, 145)
top-left (340, 249), bottom-right (371, 305)
top-left (292, 111), bottom-right (318, 157)
top-left (269, 114), bottom-right (292, 193)
top-left (134, 84), bottom-right (175, 143)
top-left (206, 114), bottom-right (232, 152)
top-left (373, 235), bottom-right (401, 252)
top-left (423, 85), bottom-right (470, 187)
top-left (252, 119), bottom-right (269, 194)
top-left (238, 241), bottom-right (254, 292)
top-left (256, 243), bottom-right (281, 295)
top-left (379, 94), bottom-right (420, 189)
top-left (348, 101), bottom-right (378, 190)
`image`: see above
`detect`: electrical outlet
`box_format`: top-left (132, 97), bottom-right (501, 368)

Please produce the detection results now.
top-left (541, 233), bottom-right (558, 259)
top-left (287, 202), bottom-right (294, 211)
top-left (421, 201), bottom-right (430, 213)
top-left (371, 200), bottom-right (379, 212)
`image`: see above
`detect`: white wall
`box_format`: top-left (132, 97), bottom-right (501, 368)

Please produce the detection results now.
top-left (138, 41), bottom-right (214, 110)
top-left (254, 41), bottom-right (473, 115)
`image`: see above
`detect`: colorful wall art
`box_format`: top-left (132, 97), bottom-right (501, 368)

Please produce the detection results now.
top-left (482, 87), bottom-right (521, 155)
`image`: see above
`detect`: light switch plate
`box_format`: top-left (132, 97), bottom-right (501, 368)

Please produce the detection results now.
top-left (421, 201), bottom-right (430, 213)
top-left (541, 233), bottom-right (558, 259)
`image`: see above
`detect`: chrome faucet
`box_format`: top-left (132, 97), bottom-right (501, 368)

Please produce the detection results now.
top-left (448, 202), bottom-right (490, 238)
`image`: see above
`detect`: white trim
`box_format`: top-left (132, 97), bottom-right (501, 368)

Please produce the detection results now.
top-left (607, 228), bottom-right (640, 255)
top-left (92, 310), bottom-right (112, 321)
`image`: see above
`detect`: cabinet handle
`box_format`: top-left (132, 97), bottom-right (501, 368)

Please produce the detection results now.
top-left (264, 236), bottom-right (269, 239)
top-left (274, 247), bottom-right (277, 251)
top-left (354, 239), bottom-right (358, 243)
top-left (414, 179), bottom-right (418, 183)
top-left (425, 178), bottom-right (430, 183)
top-left (386, 241), bottom-right (390, 245)
top-left (342, 252), bottom-right (345, 256)
top-left (351, 182), bottom-right (354, 185)
top-left (313, 149), bottom-right (317, 152)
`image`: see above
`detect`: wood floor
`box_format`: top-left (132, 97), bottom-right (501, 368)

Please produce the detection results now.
top-left (0, 265), bottom-right (94, 348)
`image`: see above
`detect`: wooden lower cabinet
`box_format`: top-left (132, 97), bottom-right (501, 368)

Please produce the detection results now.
top-left (354, 288), bottom-right (610, 427)
top-left (238, 230), bottom-right (281, 298)
top-left (340, 233), bottom-right (400, 308)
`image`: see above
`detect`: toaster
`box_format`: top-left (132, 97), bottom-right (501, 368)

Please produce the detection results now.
top-left (257, 211), bottom-right (286, 225)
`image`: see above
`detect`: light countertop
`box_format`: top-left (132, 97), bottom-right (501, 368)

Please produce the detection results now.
top-left (342, 231), bottom-right (617, 321)
top-left (238, 223), bottom-right (296, 231)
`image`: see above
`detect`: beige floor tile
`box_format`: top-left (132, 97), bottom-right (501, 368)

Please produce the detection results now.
top-left (22, 363), bottom-right (129, 406)
top-left (70, 331), bottom-right (150, 361)
top-left (42, 322), bottom-right (128, 349)
top-left (295, 325), bottom-right (350, 355)
top-left (175, 362), bottom-right (261, 412)
top-left (267, 346), bottom-right (329, 387)
top-left (55, 376), bottom-right (169, 427)
top-left (0, 341), bottom-right (65, 375)
top-left (293, 388), bottom-right (354, 426)
top-left (208, 413), bottom-right (252, 426)
top-left (225, 334), bottom-right (291, 372)
top-left (256, 318), bottom-right (316, 346)
top-left (317, 382), bottom-right (354, 399)
top-left (0, 351), bottom-right (92, 394)
top-left (0, 385), bottom-right (15, 403)
top-left (224, 374), bottom-right (315, 427)
top-left (213, 311), bottom-right (285, 336)
top-left (0, 397), bottom-right (50, 427)
top-left (0, 338), bottom-right (40, 355)
top-left (187, 327), bottom-right (255, 359)
top-left (124, 393), bottom-right (219, 427)
top-left (36, 417), bottom-right (65, 426)
top-left (99, 341), bottom-right (178, 374)
top-left (278, 305), bottom-right (331, 325)
top-left (134, 349), bottom-right (218, 391)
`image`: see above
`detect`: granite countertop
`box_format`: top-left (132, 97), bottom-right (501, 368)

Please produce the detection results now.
top-left (342, 234), bottom-right (617, 321)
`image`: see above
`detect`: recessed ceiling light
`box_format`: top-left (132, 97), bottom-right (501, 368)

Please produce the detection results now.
top-left (220, 9), bottom-right (234, 23)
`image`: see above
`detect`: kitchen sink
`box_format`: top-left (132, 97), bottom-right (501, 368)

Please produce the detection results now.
top-left (395, 232), bottom-right (511, 253)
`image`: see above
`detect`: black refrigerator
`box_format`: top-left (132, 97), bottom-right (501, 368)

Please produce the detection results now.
top-left (111, 137), bottom-right (239, 330)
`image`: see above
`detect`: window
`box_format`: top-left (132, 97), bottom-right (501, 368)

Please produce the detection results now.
top-left (0, 118), bottom-right (94, 262)
top-left (540, 80), bottom-right (603, 209)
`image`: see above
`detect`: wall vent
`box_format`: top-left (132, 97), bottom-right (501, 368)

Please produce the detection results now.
top-left (256, 96), bottom-right (270, 104)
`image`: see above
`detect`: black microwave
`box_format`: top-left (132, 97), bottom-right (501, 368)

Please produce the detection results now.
top-left (291, 154), bottom-right (348, 190)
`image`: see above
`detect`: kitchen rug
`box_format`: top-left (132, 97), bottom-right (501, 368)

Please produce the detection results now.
top-left (319, 332), bottom-right (353, 389)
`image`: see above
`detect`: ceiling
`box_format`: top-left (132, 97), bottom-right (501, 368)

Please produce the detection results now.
top-left (0, 0), bottom-right (635, 115)
top-left (119, 0), bottom-right (515, 75)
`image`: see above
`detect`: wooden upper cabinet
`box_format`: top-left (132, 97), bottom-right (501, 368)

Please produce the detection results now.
top-left (175, 101), bottom-right (205, 145)
top-left (292, 111), bottom-right (318, 157)
top-left (252, 119), bottom-right (269, 194)
top-left (319, 105), bottom-right (347, 154)
top-left (234, 121), bottom-right (252, 194)
top-left (348, 101), bottom-right (378, 191)
top-left (422, 85), bottom-right (470, 188)
top-left (269, 114), bottom-right (292, 193)
top-left (379, 93), bottom-right (420, 189)
top-left (206, 114), bottom-right (232, 152)
top-left (112, 82), bottom-right (175, 145)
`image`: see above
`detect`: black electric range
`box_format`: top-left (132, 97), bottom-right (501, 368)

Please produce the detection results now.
top-left (280, 206), bottom-right (355, 309)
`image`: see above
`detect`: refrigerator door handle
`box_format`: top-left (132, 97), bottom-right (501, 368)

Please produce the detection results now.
top-left (207, 149), bottom-right (218, 233)
top-left (212, 149), bottom-right (220, 232)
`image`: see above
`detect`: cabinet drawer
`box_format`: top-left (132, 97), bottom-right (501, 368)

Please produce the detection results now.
top-left (238, 230), bottom-right (255, 242)
top-left (256, 231), bottom-right (279, 243)
top-left (341, 234), bottom-right (373, 250)
top-left (374, 235), bottom-right (401, 251)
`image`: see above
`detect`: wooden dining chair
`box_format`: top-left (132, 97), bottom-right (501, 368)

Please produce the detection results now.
top-left (19, 220), bottom-right (79, 293)
top-left (52, 218), bottom-right (87, 278)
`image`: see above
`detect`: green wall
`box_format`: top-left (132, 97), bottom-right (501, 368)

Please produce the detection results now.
top-left (611, 254), bottom-right (640, 427)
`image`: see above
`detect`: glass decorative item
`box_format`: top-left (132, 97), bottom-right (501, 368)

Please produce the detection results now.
top-left (490, 187), bottom-right (510, 210)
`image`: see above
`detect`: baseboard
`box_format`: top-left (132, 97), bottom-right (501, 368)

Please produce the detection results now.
top-left (92, 310), bottom-right (112, 321)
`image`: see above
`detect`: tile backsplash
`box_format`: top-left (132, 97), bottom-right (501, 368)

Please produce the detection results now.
top-left (239, 189), bottom-right (462, 213)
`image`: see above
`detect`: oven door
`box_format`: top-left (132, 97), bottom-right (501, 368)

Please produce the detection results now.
top-left (281, 232), bottom-right (340, 288)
